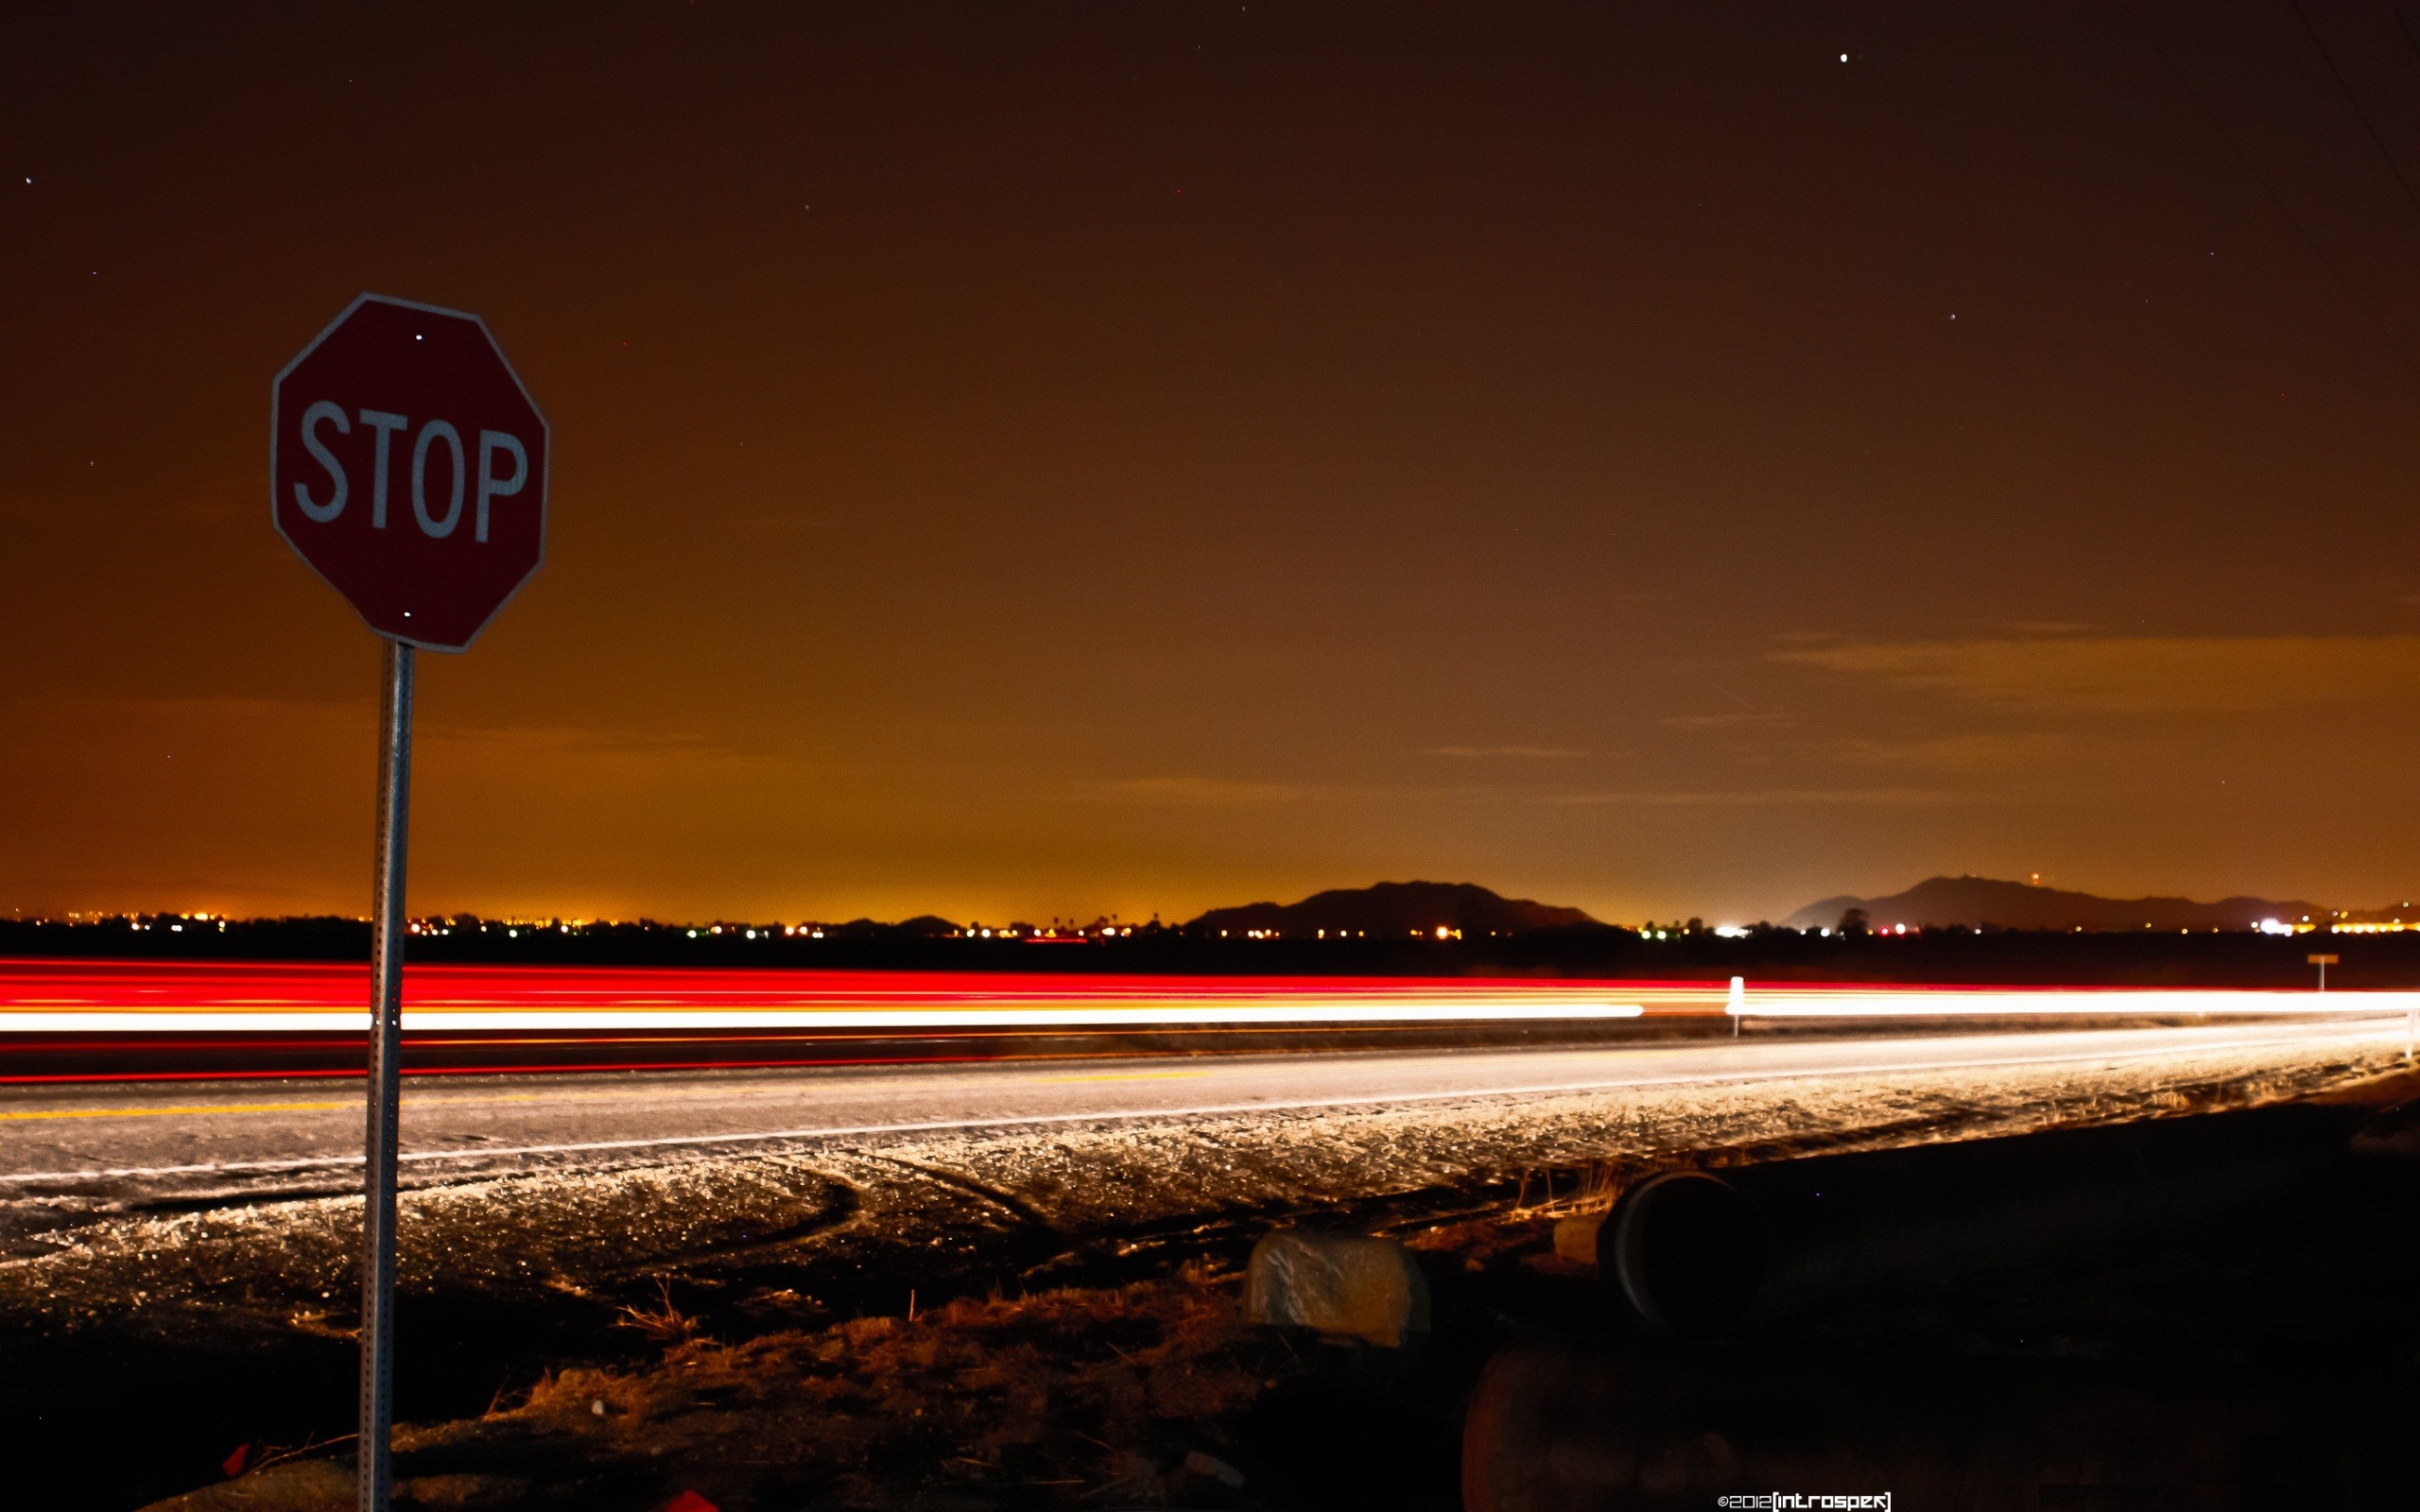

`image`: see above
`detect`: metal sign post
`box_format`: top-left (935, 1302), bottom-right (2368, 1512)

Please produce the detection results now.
top-left (2308, 952), bottom-right (2338, 992)
top-left (269, 292), bottom-right (548, 1512)
top-left (359, 639), bottom-right (413, 1509)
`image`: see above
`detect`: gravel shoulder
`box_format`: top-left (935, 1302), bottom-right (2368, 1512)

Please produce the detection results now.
top-left (6, 1028), bottom-right (2407, 1509)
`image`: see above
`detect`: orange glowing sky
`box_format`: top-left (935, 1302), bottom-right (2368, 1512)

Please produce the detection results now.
top-left (9, 4), bottom-right (2420, 926)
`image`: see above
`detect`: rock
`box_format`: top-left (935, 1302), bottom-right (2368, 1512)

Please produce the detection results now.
top-left (136, 1463), bottom-right (538, 1512)
top-left (136, 1458), bottom-right (351, 1511)
top-left (1182, 1450), bottom-right (1246, 1487)
top-left (1550, 1211), bottom-right (1606, 1266)
top-left (1244, 1230), bottom-right (1430, 1348)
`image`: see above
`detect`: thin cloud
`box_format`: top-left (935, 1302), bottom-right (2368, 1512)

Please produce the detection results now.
top-left (1547, 786), bottom-right (1965, 808)
top-left (1657, 712), bottom-right (1789, 730)
top-left (1425, 745), bottom-right (1586, 758)
top-left (1772, 634), bottom-right (2420, 713)
top-left (1083, 776), bottom-right (1316, 806)
top-left (1824, 732), bottom-right (2090, 773)
top-left (1978, 620), bottom-right (2099, 637)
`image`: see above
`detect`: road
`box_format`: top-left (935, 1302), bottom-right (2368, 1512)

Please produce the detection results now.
top-left (4, 1011), bottom-right (2404, 1220)
top-left (8, 965), bottom-right (2410, 1512)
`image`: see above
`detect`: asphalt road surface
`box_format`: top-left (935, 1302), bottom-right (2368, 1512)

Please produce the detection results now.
top-left (5, 1013), bottom-right (2403, 1222)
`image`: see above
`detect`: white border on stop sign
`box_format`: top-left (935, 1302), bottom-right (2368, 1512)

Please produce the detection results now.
top-left (268, 291), bottom-right (552, 654)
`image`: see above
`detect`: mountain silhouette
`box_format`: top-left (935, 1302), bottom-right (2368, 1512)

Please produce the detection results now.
top-left (1781, 875), bottom-right (2326, 933)
top-left (1188, 881), bottom-right (1601, 938)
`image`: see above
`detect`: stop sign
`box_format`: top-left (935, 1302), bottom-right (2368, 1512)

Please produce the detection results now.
top-left (271, 294), bottom-right (549, 651)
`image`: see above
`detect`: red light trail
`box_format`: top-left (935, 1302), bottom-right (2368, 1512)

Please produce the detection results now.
top-left (0, 959), bottom-right (2402, 1085)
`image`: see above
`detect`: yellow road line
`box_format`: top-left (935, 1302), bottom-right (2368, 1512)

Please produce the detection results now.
top-left (0, 1091), bottom-right (554, 1124)
top-left (0, 1102), bottom-right (352, 1122)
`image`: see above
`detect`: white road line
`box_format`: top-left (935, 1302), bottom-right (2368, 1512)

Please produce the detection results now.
top-left (1, 1022), bottom-right (2392, 1188)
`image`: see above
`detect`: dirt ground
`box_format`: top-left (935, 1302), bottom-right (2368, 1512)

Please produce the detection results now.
top-left (14, 1035), bottom-right (2414, 1510)
top-left (147, 1264), bottom-right (1282, 1512)
top-left (140, 1091), bottom-right (2420, 1511)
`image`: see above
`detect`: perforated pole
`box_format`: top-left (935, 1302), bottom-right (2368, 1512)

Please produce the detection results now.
top-left (359, 637), bottom-right (413, 1511)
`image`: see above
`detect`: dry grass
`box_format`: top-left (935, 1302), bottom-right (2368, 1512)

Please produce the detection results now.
top-left (611, 1277), bottom-right (700, 1343)
top-left (463, 1260), bottom-right (1271, 1506)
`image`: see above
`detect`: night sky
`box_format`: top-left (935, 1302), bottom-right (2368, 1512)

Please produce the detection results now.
top-left (9, 3), bottom-right (2420, 927)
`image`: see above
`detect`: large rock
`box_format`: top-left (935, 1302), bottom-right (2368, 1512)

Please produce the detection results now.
top-left (1243, 1230), bottom-right (1430, 1348)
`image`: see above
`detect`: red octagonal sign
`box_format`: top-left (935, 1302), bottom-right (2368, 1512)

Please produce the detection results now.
top-left (271, 294), bottom-right (549, 651)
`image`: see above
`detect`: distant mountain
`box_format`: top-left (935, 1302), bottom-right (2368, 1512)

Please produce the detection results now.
top-left (1188, 881), bottom-right (1602, 938)
top-left (821, 914), bottom-right (961, 938)
top-left (1781, 875), bottom-right (2327, 933)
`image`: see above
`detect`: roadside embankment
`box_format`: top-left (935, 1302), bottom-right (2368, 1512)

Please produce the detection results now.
top-left (8, 1027), bottom-right (2408, 1508)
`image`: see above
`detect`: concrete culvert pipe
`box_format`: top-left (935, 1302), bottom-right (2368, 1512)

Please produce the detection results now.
top-left (1605, 1171), bottom-right (1762, 1335)
top-left (1602, 1104), bottom-right (2353, 1335)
